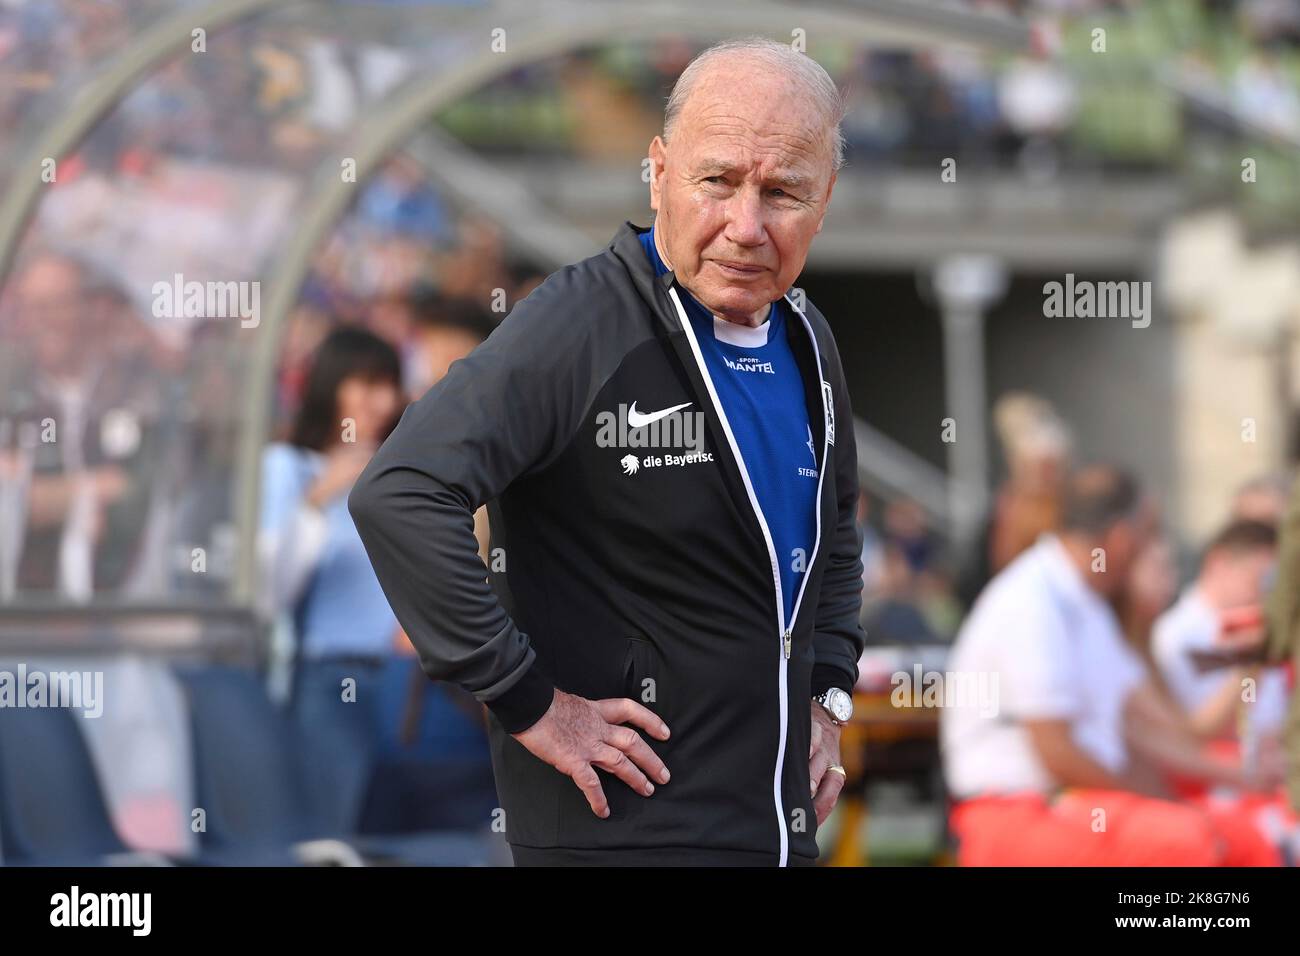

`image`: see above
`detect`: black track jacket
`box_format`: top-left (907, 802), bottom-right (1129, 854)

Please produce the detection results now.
top-left (349, 220), bottom-right (866, 865)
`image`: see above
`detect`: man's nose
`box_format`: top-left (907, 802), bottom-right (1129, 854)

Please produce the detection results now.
top-left (723, 187), bottom-right (767, 246)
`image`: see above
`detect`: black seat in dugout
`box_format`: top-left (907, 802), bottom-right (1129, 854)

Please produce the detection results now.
top-left (0, 683), bottom-right (293, 866)
top-left (0, 704), bottom-right (145, 866)
top-left (172, 665), bottom-right (504, 866)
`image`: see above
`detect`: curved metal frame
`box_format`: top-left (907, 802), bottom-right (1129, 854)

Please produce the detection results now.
top-left (231, 3), bottom-right (1028, 600)
top-left (0, 0), bottom-right (1028, 606)
top-left (0, 0), bottom-right (289, 282)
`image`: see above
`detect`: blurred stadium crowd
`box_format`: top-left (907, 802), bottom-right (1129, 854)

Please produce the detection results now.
top-left (1, 0), bottom-right (1300, 865)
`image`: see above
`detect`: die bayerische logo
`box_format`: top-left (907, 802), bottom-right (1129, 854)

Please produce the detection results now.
top-left (597, 402), bottom-right (713, 474)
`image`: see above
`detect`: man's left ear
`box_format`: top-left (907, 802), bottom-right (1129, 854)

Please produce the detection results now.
top-left (815, 170), bottom-right (837, 234)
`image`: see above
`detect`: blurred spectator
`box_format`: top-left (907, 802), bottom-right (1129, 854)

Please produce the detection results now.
top-left (957, 392), bottom-right (1072, 609)
top-left (0, 249), bottom-right (168, 600)
top-left (1118, 532), bottom-right (1178, 655)
top-left (356, 155), bottom-right (454, 247)
top-left (942, 465), bottom-right (1283, 865)
top-left (404, 287), bottom-right (496, 402)
top-left (1232, 48), bottom-right (1300, 138)
top-left (433, 214), bottom-right (514, 306)
top-left (1232, 471), bottom-right (1293, 525)
top-left (883, 496), bottom-right (940, 577)
top-left (856, 491), bottom-right (888, 600)
top-left (257, 327), bottom-right (403, 832)
top-left (1153, 519), bottom-right (1287, 744)
top-left (861, 496), bottom-right (961, 644)
top-left (168, 318), bottom-right (243, 596)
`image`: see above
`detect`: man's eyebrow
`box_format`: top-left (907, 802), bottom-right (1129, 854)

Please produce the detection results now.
top-left (768, 170), bottom-right (812, 190)
top-left (694, 158), bottom-right (735, 176)
top-left (694, 159), bottom-right (812, 190)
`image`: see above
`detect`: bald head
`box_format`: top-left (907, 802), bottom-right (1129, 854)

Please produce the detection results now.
top-left (663, 37), bottom-right (847, 173)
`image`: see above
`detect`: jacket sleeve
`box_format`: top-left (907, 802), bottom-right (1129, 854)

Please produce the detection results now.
top-left (810, 325), bottom-right (867, 699)
top-left (348, 271), bottom-right (592, 734)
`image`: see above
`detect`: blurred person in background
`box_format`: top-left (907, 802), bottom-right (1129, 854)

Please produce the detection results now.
top-left (1153, 519), bottom-right (1287, 748)
top-left (957, 391), bottom-right (1072, 610)
top-left (1152, 518), bottom-right (1296, 858)
top-left (1117, 531), bottom-right (1178, 659)
top-left (942, 465), bottom-right (1282, 866)
top-left (273, 290), bottom-right (333, 432)
top-left (356, 154), bottom-right (454, 249)
top-left (996, 30), bottom-right (1076, 178)
top-left (364, 288), bottom-right (418, 358)
top-left (168, 319), bottom-right (243, 597)
top-left (257, 327), bottom-right (403, 833)
top-left (0, 249), bottom-right (167, 600)
top-left (433, 214), bottom-right (512, 306)
top-left (861, 496), bottom-right (960, 645)
top-left (1232, 471), bottom-right (1293, 527)
top-left (856, 491), bottom-right (887, 601)
top-left (403, 287), bottom-right (497, 403)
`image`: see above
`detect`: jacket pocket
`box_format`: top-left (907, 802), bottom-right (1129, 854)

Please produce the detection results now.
top-left (623, 636), bottom-right (660, 710)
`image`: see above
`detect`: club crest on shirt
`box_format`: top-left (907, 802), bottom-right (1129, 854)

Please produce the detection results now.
top-left (821, 380), bottom-right (835, 446)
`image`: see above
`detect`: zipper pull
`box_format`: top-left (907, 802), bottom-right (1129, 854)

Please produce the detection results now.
top-left (783, 629), bottom-right (792, 659)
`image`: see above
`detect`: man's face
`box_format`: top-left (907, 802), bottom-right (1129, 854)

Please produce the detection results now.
top-left (1208, 548), bottom-right (1276, 608)
top-left (14, 257), bottom-right (85, 372)
top-left (647, 60), bottom-right (836, 324)
top-left (1099, 497), bottom-right (1159, 595)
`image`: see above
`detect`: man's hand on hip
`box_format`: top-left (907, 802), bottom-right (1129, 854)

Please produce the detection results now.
top-left (513, 690), bottom-right (672, 818)
top-left (809, 702), bottom-right (845, 825)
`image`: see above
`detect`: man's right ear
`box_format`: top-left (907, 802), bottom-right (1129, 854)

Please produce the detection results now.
top-left (647, 136), bottom-right (665, 211)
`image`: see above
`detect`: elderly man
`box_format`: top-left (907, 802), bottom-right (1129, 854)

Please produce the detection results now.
top-left (349, 36), bottom-right (866, 866)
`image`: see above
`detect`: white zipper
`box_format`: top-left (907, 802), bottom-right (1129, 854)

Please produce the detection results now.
top-left (668, 286), bottom-right (829, 867)
top-left (781, 291), bottom-right (829, 650)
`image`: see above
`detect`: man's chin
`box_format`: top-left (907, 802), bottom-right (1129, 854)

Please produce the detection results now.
top-left (697, 285), bottom-right (772, 321)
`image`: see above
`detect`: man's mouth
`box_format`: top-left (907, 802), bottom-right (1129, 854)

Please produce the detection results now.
top-left (713, 260), bottom-right (765, 276)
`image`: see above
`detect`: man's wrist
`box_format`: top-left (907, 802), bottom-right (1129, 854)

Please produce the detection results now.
top-left (811, 663), bottom-right (855, 699)
top-left (485, 657), bottom-right (556, 734)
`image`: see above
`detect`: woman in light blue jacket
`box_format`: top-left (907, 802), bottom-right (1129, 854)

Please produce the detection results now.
top-left (259, 327), bottom-right (403, 832)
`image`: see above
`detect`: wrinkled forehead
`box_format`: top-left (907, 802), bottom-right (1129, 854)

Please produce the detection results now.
top-left (674, 69), bottom-right (834, 178)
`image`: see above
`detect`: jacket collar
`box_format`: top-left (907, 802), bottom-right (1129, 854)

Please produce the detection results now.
top-left (608, 218), bottom-right (831, 476)
top-left (609, 219), bottom-right (686, 335)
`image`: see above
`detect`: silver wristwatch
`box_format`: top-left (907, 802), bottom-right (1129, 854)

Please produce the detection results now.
top-left (814, 687), bottom-right (853, 725)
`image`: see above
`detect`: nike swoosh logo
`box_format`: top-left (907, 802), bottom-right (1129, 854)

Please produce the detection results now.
top-left (627, 401), bottom-right (694, 428)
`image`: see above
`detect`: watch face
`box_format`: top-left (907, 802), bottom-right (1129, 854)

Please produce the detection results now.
top-left (829, 691), bottom-right (852, 722)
